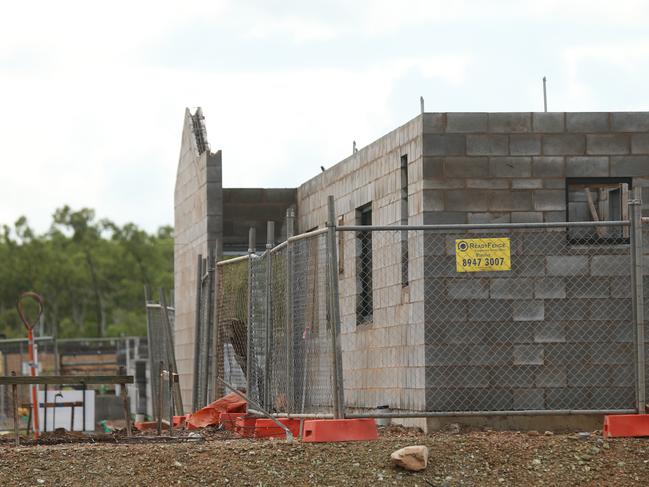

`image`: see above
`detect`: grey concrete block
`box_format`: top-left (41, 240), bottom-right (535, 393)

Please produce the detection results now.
top-left (446, 279), bottom-right (489, 299)
top-left (532, 156), bottom-right (564, 177)
top-left (535, 367), bottom-right (567, 387)
top-left (533, 112), bottom-right (564, 133)
top-left (589, 299), bottom-right (632, 321)
top-left (610, 277), bottom-right (631, 298)
top-left (543, 179), bottom-right (566, 189)
top-left (546, 256), bottom-right (588, 276)
top-left (423, 178), bottom-right (466, 189)
top-left (545, 387), bottom-right (591, 410)
top-left (490, 278), bottom-right (534, 299)
top-left (423, 113), bottom-right (446, 133)
top-left (469, 344), bottom-right (511, 366)
top-left (586, 134), bottom-right (629, 155)
top-left (446, 190), bottom-right (490, 211)
top-left (466, 135), bottom-right (508, 155)
top-left (610, 155), bottom-right (649, 177)
top-left (511, 179), bottom-right (543, 190)
top-left (446, 113), bottom-right (488, 133)
top-left (444, 157), bottom-right (489, 177)
top-left (510, 134), bottom-right (542, 155)
top-left (423, 211), bottom-right (467, 224)
top-left (511, 211), bottom-right (543, 222)
top-left (543, 211), bottom-right (567, 222)
top-left (422, 157), bottom-right (444, 178)
top-left (489, 157), bottom-right (532, 177)
top-left (513, 388), bottom-right (545, 409)
top-left (566, 278), bottom-right (610, 298)
top-left (491, 321), bottom-right (535, 343)
top-left (611, 112), bottom-right (649, 132)
top-left (590, 255), bottom-right (629, 276)
top-left (566, 156), bottom-right (609, 177)
top-left (516, 256), bottom-right (547, 277)
top-left (591, 343), bottom-right (633, 366)
top-left (566, 112), bottom-right (609, 132)
top-left (609, 364), bottom-right (635, 386)
top-left (512, 300), bottom-right (545, 321)
top-left (466, 178), bottom-right (509, 189)
top-left (534, 278), bottom-right (565, 299)
top-left (425, 345), bottom-right (468, 366)
top-left (423, 190), bottom-right (445, 211)
top-left (631, 134), bottom-right (649, 154)
top-left (566, 322), bottom-right (617, 342)
top-left (542, 134), bottom-right (586, 155)
top-left (513, 344), bottom-right (544, 365)
top-left (423, 134), bottom-right (466, 156)
top-left (567, 366), bottom-right (609, 387)
top-left (469, 300), bottom-right (512, 321)
top-left (545, 343), bottom-right (589, 365)
top-left (489, 113), bottom-right (531, 133)
top-left (425, 366), bottom-right (489, 388)
top-left (534, 190), bottom-right (566, 211)
top-left (439, 322), bottom-right (489, 344)
top-left (489, 191), bottom-right (533, 211)
top-left (424, 298), bottom-right (467, 322)
top-left (534, 322), bottom-right (565, 343)
top-left (467, 212), bottom-right (511, 224)
top-left (490, 366), bottom-right (536, 387)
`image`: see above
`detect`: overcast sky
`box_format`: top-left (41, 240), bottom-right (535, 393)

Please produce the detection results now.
top-left (2, 0), bottom-right (649, 233)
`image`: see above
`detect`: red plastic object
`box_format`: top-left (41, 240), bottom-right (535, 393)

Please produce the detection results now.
top-left (235, 416), bottom-right (258, 437)
top-left (302, 419), bottom-right (379, 443)
top-left (220, 412), bottom-right (245, 431)
top-left (603, 414), bottom-right (649, 438)
top-left (252, 418), bottom-right (301, 438)
top-left (186, 392), bottom-right (247, 429)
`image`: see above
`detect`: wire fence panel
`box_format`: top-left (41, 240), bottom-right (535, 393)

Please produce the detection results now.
top-left (248, 253), bottom-right (268, 409)
top-left (290, 233), bottom-right (334, 415)
top-left (269, 246), bottom-right (288, 412)
top-left (344, 223), bottom-right (638, 414)
top-left (146, 303), bottom-right (175, 418)
top-left (214, 258), bottom-right (249, 400)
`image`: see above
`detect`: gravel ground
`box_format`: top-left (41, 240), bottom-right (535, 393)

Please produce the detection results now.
top-left (0, 427), bottom-right (648, 486)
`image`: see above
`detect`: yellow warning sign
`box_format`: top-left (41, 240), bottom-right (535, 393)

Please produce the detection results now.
top-left (455, 237), bottom-right (511, 273)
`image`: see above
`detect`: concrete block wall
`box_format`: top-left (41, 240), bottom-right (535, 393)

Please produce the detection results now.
top-left (297, 115), bottom-right (426, 411)
top-left (174, 108), bottom-right (222, 411)
top-left (421, 111), bottom-right (649, 412)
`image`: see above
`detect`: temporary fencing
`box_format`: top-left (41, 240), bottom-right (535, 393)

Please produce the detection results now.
top-left (205, 193), bottom-right (649, 420)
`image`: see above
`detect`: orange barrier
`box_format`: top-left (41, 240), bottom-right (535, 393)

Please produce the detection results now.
top-left (235, 416), bottom-right (258, 437)
top-left (219, 412), bottom-right (245, 431)
top-left (302, 419), bottom-right (378, 443)
top-left (248, 418), bottom-right (301, 438)
top-left (603, 414), bottom-right (649, 438)
top-left (186, 392), bottom-right (247, 429)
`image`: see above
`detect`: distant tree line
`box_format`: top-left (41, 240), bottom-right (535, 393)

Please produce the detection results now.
top-left (0, 206), bottom-right (173, 338)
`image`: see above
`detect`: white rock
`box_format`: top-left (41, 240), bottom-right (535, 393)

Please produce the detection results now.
top-left (390, 445), bottom-right (429, 472)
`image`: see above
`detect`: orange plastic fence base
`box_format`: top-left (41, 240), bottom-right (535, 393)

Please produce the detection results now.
top-left (603, 414), bottom-right (649, 438)
top-left (220, 412), bottom-right (245, 431)
top-left (302, 419), bottom-right (378, 443)
top-left (252, 418), bottom-right (301, 438)
top-left (235, 416), bottom-right (258, 437)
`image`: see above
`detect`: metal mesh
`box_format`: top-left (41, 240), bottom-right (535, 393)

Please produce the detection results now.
top-left (214, 257), bottom-right (249, 398)
top-left (146, 303), bottom-right (175, 418)
top-left (343, 223), bottom-right (637, 413)
top-left (290, 234), bottom-right (334, 414)
top-left (212, 231), bottom-right (336, 416)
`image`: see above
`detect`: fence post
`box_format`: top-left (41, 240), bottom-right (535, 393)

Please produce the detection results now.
top-left (203, 247), bottom-right (216, 404)
top-left (246, 227), bottom-right (256, 401)
top-left (264, 221), bottom-right (275, 409)
top-left (191, 254), bottom-right (203, 412)
top-left (286, 208), bottom-right (295, 413)
top-left (630, 187), bottom-right (646, 413)
top-left (326, 195), bottom-right (345, 419)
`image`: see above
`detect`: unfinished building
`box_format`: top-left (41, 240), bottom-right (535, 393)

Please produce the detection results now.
top-left (175, 108), bottom-right (649, 428)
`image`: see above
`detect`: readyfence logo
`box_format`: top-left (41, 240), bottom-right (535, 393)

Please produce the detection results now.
top-left (455, 237), bottom-right (511, 273)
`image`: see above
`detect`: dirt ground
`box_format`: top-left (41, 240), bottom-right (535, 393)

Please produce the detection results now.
top-left (0, 426), bottom-right (648, 486)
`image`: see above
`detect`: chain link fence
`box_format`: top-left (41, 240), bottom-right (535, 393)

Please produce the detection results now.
top-left (213, 229), bottom-right (337, 417)
top-left (205, 198), bottom-right (649, 419)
